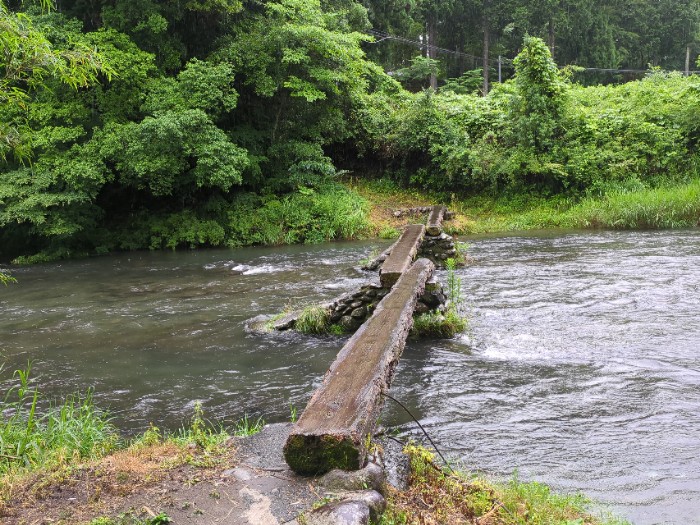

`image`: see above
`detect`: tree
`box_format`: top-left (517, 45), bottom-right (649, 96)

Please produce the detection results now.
top-left (217, 0), bottom-right (380, 190)
top-left (512, 35), bottom-right (567, 153)
top-left (0, 0), bottom-right (108, 161)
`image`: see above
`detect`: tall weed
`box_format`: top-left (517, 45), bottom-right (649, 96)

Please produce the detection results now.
top-left (0, 364), bottom-right (119, 476)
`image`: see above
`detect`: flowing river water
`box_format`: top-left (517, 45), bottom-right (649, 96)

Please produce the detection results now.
top-left (1, 230), bottom-right (699, 524)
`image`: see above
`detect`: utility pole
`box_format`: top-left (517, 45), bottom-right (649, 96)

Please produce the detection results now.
top-left (498, 55), bottom-right (502, 83)
top-left (428, 19), bottom-right (438, 90)
top-left (686, 44), bottom-right (692, 76)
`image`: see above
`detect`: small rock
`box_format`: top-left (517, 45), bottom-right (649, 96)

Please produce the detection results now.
top-left (350, 301), bottom-right (363, 309)
top-left (414, 302), bottom-right (430, 315)
top-left (221, 466), bottom-right (253, 481)
top-left (317, 462), bottom-right (385, 493)
top-left (350, 306), bottom-right (367, 319)
top-left (306, 500), bottom-right (370, 525)
top-left (351, 490), bottom-right (386, 522)
top-left (339, 316), bottom-right (362, 332)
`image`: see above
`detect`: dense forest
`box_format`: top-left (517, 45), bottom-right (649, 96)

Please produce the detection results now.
top-left (2, 0), bottom-right (700, 263)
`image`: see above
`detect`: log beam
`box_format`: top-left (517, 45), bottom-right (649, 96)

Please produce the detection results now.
top-left (283, 258), bottom-right (435, 475)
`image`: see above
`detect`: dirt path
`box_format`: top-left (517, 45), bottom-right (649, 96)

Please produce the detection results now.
top-left (4, 424), bottom-right (322, 525)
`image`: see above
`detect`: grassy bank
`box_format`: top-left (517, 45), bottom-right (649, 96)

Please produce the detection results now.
top-left (1, 367), bottom-right (630, 524)
top-left (381, 445), bottom-right (629, 525)
top-left (351, 178), bottom-right (700, 236)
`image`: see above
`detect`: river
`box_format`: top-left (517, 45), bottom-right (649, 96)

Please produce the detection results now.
top-left (1, 230), bottom-right (699, 524)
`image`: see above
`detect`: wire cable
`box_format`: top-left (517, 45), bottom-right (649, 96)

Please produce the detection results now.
top-left (366, 28), bottom-right (699, 75)
top-left (381, 391), bottom-right (454, 473)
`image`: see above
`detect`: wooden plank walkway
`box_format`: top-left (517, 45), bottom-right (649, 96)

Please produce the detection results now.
top-left (283, 258), bottom-right (435, 475)
top-left (379, 224), bottom-right (425, 288)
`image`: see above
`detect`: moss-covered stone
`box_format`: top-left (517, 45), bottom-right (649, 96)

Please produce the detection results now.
top-left (283, 434), bottom-right (362, 476)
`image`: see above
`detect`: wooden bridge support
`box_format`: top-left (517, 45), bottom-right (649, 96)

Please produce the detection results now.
top-left (283, 258), bottom-right (435, 475)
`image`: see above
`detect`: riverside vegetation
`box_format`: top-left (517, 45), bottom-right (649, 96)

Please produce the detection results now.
top-left (1, 1), bottom-right (695, 522)
top-left (2, 1), bottom-right (700, 265)
top-left (1, 364), bottom-right (628, 524)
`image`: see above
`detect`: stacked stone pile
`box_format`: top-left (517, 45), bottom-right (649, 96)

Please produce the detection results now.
top-left (327, 279), bottom-right (446, 331)
top-left (418, 232), bottom-right (458, 263)
top-left (263, 205), bottom-right (455, 335)
top-left (328, 283), bottom-right (387, 332)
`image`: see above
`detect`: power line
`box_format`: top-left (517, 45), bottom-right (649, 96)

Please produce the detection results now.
top-left (366, 28), bottom-right (514, 66)
top-left (366, 28), bottom-right (700, 76)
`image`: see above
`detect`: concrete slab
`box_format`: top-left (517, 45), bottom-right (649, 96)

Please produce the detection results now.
top-left (379, 225), bottom-right (425, 288)
top-left (426, 206), bottom-right (446, 236)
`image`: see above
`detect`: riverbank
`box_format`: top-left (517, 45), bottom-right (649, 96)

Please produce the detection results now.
top-left (2, 176), bottom-right (698, 267)
top-left (1, 405), bottom-right (629, 525)
top-left (350, 178), bottom-right (700, 237)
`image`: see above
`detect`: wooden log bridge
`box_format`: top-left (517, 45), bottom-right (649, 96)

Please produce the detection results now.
top-left (283, 257), bottom-right (435, 475)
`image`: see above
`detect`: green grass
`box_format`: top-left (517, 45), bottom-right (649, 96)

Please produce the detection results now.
top-left (412, 258), bottom-right (469, 339)
top-left (90, 512), bottom-right (172, 525)
top-left (381, 445), bottom-right (630, 525)
top-left (441, 179), bottom-right (700, 233)
top-left (412, 309), bottom-right (468, 338)
top-left (172, 401), bottom-right (229, 450)
top-left (564, 180), bottom-right (700, 229)
top-left (295, 305), bottom-right (331, 334)
top-left (0, 364), bottom-right (119, 477)
top-left (232, 414), bottom-right (265, 437)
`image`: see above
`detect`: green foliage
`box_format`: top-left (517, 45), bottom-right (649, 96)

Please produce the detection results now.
top-left (215, 0), bottom-right (380, 190)
top-left (226, 184), bottom-right (370, 247)
top-left (174, 401), bottom-right (228, 450)
top-left (295, 305), bottom-right (331, 334)
top-left (0, 364), bottom-right (119, 476)
top-left (394, 55), bottom-right (441, 90)
top-left (89, 511), bottom-right (172, 525)
top-left (233, 414), bottom-right (265, 437)
top-left (412, 308), bottom-right (466, 338)
top-left (0, 270), bottom-right (16, 285)
top-left (3, 1), bottom-right (700, 263)
top-left (380, 444), bottom-right (629, 525)
top-left (0, 4), bottom-right (111, 162)
top-left (412, 258), bottom-right (467, 338)
top-left (362, 36), bottom-right (700, 200)
top-left (441, 69), bottom-right (484, 95)
top-left (511, 36), bottom-right (568, 154)
top-left (565, 179), bottom-right (700, 229)
top-left (99, 109), bottom-right (247, 196)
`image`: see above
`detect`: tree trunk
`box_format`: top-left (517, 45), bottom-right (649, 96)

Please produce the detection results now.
top-left (686, 44), bottom-right (691, 76)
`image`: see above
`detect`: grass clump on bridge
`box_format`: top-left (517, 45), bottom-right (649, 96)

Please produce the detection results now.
top-left (380, 444), bottom-right (629, 525)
